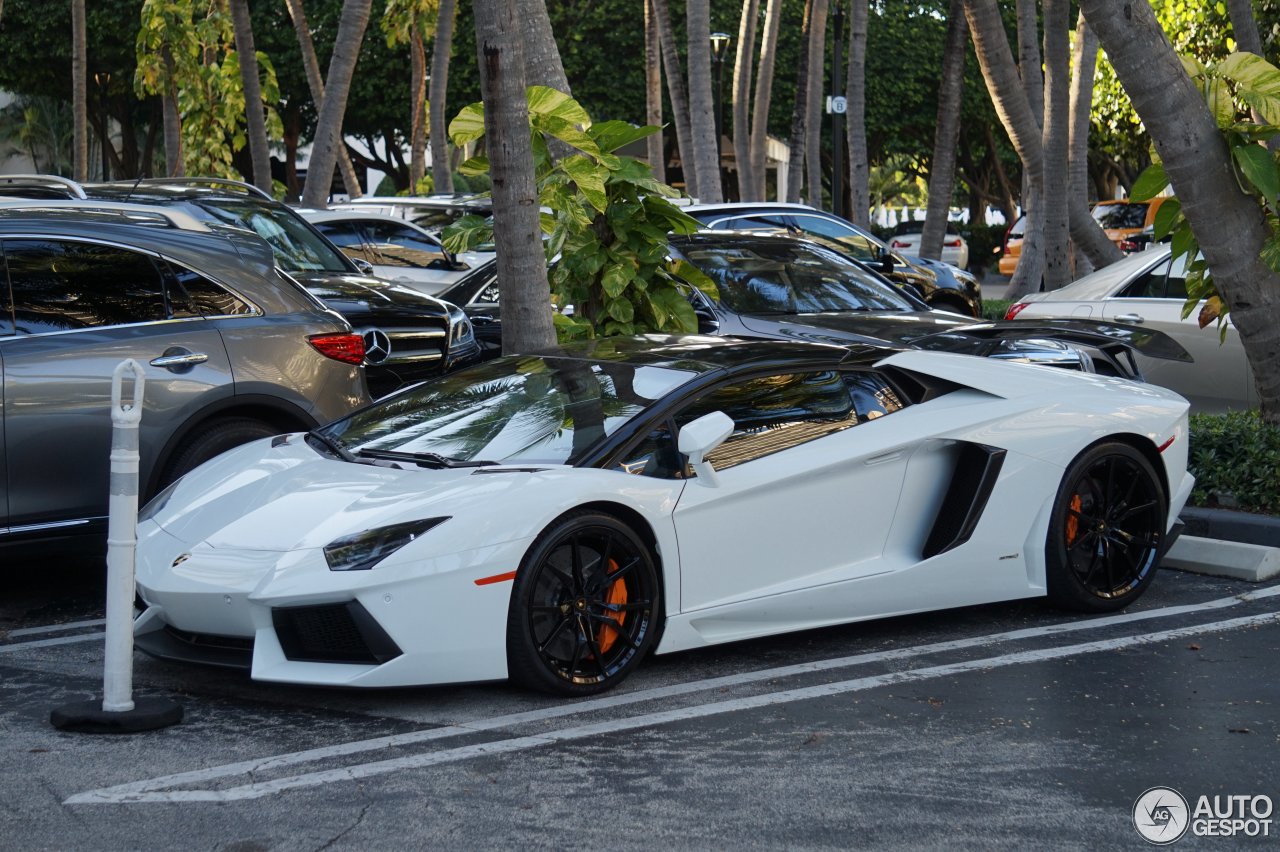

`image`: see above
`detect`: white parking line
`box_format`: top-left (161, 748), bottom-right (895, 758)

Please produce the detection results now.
top-left (7, 618), bottom-right (106, 638)
top-left (67, 609), bottom-right (1280, 803)
top-left (0, 634), bottom-right (104, 654)
top-left (65, 584), bottom-right (1280, 804)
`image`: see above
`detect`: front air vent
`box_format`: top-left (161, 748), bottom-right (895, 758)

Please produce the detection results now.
top-left (272, 601), bottom-right (402, 665)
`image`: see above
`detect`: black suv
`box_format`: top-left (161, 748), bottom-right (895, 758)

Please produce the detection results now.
top-left (0, 176), bottom-right (481, 397)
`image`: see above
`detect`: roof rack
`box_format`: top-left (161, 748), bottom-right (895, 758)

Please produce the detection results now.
top-left (0, 174), bottom-right (89, 199)
top-left (130, 177), bottom-right (274, 201)
top-left (0, 199), bottom-right (211, 232)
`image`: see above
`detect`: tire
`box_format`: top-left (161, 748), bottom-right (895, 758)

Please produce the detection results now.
top-left (506, 510), bottom-right (661, 696)
top-left (931, 295), bottom-right (979, 318)
top-left (1045, 441), bottom-right (1167, 613)
top-left (160, 417), bottom-right (280, 487)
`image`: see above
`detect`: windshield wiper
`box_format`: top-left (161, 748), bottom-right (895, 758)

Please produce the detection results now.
top-left (306, 429), bottom-right (356, 463)
top-left (355, 449), bottom-right (499, 468)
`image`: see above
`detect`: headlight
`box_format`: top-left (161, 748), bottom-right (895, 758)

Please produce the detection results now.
top-left (448, 306), bottom-right (475, 347)
top-left (323, 517), bottom-right (450, 571)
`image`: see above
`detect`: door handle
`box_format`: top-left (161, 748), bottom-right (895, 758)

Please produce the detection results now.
top-left (150, 350), bottom-right (209, 371)
top-left (1115, 313), bottom-right (1145, 324)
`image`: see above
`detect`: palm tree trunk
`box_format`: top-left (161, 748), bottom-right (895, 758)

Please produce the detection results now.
top-left (749, 0), bottom-right (783, 200)
top-left (301, 0), bottom-right (372, 208)
top-left (732, 0), bottom-right (760, 199)
top-left (785, 0), bottom-right (815, 203)
top-left (1041, 0), bottom-right (1071, 290)
top-left (473, 0), bottom-right (556, 353)
top-left (430, 0), bottom-right (458, 194)
top-left (285, 0), bottom-right (361, 197)
top-left (1016, 0), bottom-right (1042, 216)
top-left (964, 0), bottom-right (1045, 297)
top-left (1079, 0), bottom-right (1280, 422)
top-left (72, 0), bottom-right (87, 181)
top-left (161, 46), bottom-right (183, 177)
top-left (645, 0), bottom-right (666, 184)
top-left (803, 0), bottom-right (829, 209)
top-left (920, 0), bottom-right (966, 262)
top-left (516, 0), bottom-right (569, 94)
top-left (686, 0), bottom-right (722, 202)
top-left (409, 24), bottom-right (427, 189)
top-left (845, 0), bottom-right (870, 226)
top-left (230, 0), bottom-right (273, 194)
top-left (1224, 0), bottom-right (1276, 149)
top-left (1066, 14), bottom-right (1119, 272)
top-left (652, 0), bottom-right (697, 197)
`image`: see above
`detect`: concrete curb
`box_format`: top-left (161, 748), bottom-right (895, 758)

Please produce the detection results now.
top-left (1179, 506), bottom-right (1280, 548)
top-left (1164, 535), bottom-right (1280, 583)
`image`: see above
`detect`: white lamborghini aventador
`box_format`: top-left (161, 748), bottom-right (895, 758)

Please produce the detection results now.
top-left (134, 335), bottom-right (1194, 695)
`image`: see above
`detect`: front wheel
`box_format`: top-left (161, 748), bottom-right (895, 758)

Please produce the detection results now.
top-left (1045, 442), bottom-right (1167, 612)
top-left (506, 511), bottom-right (661, 696)
top-left (159, 417), bottom-right (280, 488)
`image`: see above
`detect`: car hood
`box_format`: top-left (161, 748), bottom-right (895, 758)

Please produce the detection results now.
top-left (292, 271), bottom-right (451, 320)
top-left (151, 436), bottom-right (558, 552)
top-left (737, 310), bottom-right (970, 347)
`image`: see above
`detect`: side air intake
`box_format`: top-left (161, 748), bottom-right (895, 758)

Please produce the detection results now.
top-left (922, 442), bottom-right (1007, 559)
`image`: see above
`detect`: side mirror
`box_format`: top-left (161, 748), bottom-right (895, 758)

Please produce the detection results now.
top-left (877, 249), bottom-right (896, 275)
top-left (694, 307), bottom-right (720, 335)
top-left (351, 258), bottom-right (376, 275)
top-left (678, 410), bottom-right (735, 487)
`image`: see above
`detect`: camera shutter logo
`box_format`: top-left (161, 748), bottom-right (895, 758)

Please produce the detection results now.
top-left (1134, 787), bottom-right (1190, 845)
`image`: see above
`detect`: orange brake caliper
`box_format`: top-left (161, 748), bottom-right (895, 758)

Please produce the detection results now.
top-left (1066, 494), bottom-right (1082, 545)
top-left (595, 558), bottom-right (628, 654)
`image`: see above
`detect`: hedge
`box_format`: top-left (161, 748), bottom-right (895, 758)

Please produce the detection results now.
top-left (1187, 410), bottom-right (1280, 514)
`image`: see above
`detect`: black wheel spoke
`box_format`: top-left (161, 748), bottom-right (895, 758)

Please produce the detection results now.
top-left (531, 604), bottom-right (563, 613)
top-left (586, 632), bottom-right (611, 676)
top-left (590, 535), bottom-right (614, 593)
top-left (1119, 500), bottom-right (1158, 522)
top-left (565, 622), bottom-right (586, 675)
top-left (1068, 529), bottom-right (1098, 553)
top-left (570, 535), bottom-right (585, 593)
top-left (604, 556), bottom-right (642, 584)
top-left (536, 615), bottom-right (573, 654)
top-left (546, 564), bottom-right (575, 593)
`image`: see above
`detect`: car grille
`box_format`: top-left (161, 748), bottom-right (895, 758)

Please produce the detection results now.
top-left (271, 601), bottom-right (402, 665)
top-left (367, 321), bottom-right (448, 367)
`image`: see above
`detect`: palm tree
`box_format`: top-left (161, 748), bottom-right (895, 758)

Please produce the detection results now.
top-left (382, 1), bottom-right (431, 190)
top-left (160, 45), bottom-right (184, 176)
top-left (749, 0), bottom-right (783, 200)
top-left (731, 0), bottom-right (760, 199)
top-left (1078, 0), bottom-right (1280, 420)
top-left (686, 0), bottom-right (722, 202)
top-left (1041, 0), bottom-right (1070, 290)
top-left (230, 0), bottom-right (272, 194)
top-left (802, 0), bottom-right (829, 209)
top-left (471, 0), bottom-right (555, 353)
top-left (920, 0), bottom-right (966, 262)
top-left (283, 0), bottom-right (361, 196)
top-left (430, 0), bottom-right (458, 193)
top-left (645, 0), bottom-right (666, 184)
top-left (846, 0), bottom-right (870, 226)
top-left (651, 0), bottom-right (697, 197)
top-left (1067, 15), bottom-right (1119, 274)
top-left (72, 0), bottom-right (87, 181)
top-left (516, 0), bottom-right (569, 93)
top-left (301, 0), bottom-right (373, 208)
top-left (785, 0), bottom-right (829, 205)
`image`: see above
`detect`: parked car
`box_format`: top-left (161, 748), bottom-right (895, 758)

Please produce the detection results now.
top-left (684, 202), bottom-right (983, 318)
top-left (997, 214), bottom-right (1024, 277)
top-left (1092, 198), bottom-right (1171, 248)
top-left (133, 334), bottom-right (1192, 695)
top-left (0, 177), bottom-right (481, 397)
top-left (887, 219), bottom-right (970, 269)
top-left (298, 209), bottom-right (489, 296)
top-left (0, 203), bottom-right (370, 552)
top-left (1005, 245), bottom-right (1253, 412)
top-left (331, 193), bottom-right (494, 238)
top-left (435, 258), bottom-right (502, 358)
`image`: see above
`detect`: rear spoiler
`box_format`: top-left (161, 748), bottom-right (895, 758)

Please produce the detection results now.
top-left (911, 318), bottom-right (1192, 381)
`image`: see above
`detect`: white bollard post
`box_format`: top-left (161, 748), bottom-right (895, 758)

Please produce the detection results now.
top-left (50, 359), bottom-right (181, 732)
top-left (102, 359), bottom-right (146, 712)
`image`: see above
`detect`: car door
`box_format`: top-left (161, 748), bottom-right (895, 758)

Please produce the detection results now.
top-left (0, 238), bottom-right (234, 533)
top-left (1101, 254), bottom-right (1254, 411)
top-left (670, 369), bottom-right (912, 614)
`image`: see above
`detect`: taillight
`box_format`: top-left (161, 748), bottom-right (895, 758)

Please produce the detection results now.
top-left (309, 333), bottom-right (365, 365)
top-left (890, 239), bottom-right (910, 248)
top-left (1005, 302), bottom-right (1030, 320)
top-left (1119, 239), bottom-right (1139, 252)
top-left (944, 239), bottom-right (962, 247)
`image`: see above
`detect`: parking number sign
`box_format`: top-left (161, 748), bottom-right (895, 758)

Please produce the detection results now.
top-left (826, 95), bottom-right (848, 115)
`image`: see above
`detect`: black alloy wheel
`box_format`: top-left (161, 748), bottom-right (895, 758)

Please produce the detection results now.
top-left (506, 511), bottom-right (660, 695)
top-left (1046, 441), bottom-right (1166, 612)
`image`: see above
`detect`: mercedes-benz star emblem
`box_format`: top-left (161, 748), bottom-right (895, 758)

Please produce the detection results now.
top-left (362, 328), bottom-right (392, 365)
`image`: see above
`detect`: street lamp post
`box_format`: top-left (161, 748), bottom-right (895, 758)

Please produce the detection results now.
top-left (709, 32), bottom-right (731, 181)
top-left (94, 72), bottom-right (111, 181)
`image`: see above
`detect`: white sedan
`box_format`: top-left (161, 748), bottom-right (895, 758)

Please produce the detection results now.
top-left (1006, 246), bottom-right (1255, 412)
top-left (134, 336), bottom-right (1192, 696)
top-left (888, 219), bottom-right (970, 270)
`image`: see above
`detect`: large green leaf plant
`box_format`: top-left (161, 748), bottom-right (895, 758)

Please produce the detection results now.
top-left (441, 86), bottom-right (715, 340)
top-left (1131, 51), bottom-right (1280, 339)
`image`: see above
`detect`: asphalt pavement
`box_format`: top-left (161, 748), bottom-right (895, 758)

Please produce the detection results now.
top-left (2, 561), bottom-right (1277, 850)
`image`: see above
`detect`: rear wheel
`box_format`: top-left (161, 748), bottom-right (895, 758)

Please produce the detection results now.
top-left (1046, 442), bottom-right (1166, 612)
top-left (506, 511), bottom-right (660, 696)
top-left (160, 417), bottom-right (279, 487)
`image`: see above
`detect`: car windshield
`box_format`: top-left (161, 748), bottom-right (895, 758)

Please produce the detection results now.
top-left (200, 201), bottom-right (351, 273)
top-left (1092, 203), bottom-right (1148, 230)
top-left (678, 241), bottom-right (919, 314)
top-left (319, 355), bottom-right (695, 465)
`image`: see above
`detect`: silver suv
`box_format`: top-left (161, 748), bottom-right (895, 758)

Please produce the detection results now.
top-left (0, 204), bottom-right (370, 550)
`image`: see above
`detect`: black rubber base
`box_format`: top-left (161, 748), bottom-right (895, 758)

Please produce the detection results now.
top-left (50, 697), bottom-right (183, 733)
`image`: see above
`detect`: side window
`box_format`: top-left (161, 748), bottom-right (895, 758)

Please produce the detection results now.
top-left (675, 371), bottom-right (860, 471)
top-left (845, 372), bottom-right (906, 421)
top-left (615, 422), bottom-right (683, 479)
top-left (363, 221), bottom-right (447, 269)
top-left (317, 221), bottom-right (375, 265)
top-left (1164, 255), bottom-right (1190, 301)
top-left (713, 214), bottom-right (789, 232)
top-left (165, 262), bottom-right (254, 318)
top-left (1117, 258), bottom-right (1172, 298)
top-left (4, 239), bottom-right (169, 334)
top-left (788, 215), bottom-right (880, 261)
top-left (1, 243), bottom-right (14, 335)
